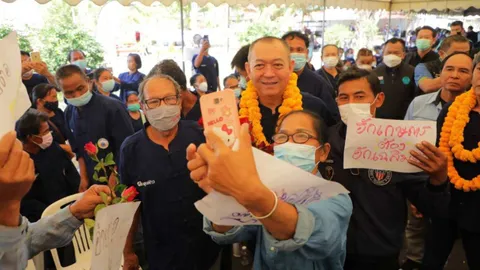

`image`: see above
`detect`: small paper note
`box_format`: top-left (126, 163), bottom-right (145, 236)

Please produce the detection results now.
top-left (91, 202), bottom-right (141, 270)
top-left (344, 116), bottom-right (436, 173)
top-left (195, 148), bottom-right (349, 226)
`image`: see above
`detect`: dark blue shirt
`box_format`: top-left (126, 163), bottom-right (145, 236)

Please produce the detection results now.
top-left (297, 68), bottom-right (340, 121)
top-left (118, 71), bottom-right (145, 100)
top-left (192, 54), bottom-right (219, 92)
top-left (182, 100), bottom-right (202, 122)
top-left (65, 92), bottom-right (134, 186)
top-left (119, 121), bottom-right (220, 270)
top-left (22, 74), bottom-right (48, 98)
top-left (49, 109), bottom-right (68, 144)
top-left (21, 143), bottom-right (79, 222)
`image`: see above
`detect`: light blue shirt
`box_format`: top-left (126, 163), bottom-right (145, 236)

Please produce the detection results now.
top-left (204, 193), bottom-right (353, 270)
top-left (0, 207), bottom-right (82, 269)
top-left (404, 90), bottom-right (444, 121)
top-left (414, 63), bottom-right (433, 86)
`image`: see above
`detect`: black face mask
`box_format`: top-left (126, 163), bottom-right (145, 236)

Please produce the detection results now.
top-left (43, 101), bottom-right (59, 111)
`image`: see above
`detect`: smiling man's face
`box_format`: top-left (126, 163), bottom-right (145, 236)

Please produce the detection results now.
top-left (246, 39), bottom-right (294, 98)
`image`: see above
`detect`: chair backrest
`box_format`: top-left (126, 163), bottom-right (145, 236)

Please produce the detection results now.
top-left (41, 193), bottom-right (92, 269)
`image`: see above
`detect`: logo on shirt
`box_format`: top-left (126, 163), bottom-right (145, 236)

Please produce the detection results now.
top-left (402, 76), bottom-right (411, 85)
top-left (98, 138), bottom-right (109, 149)
top-left (325, 166), bottom-right (335, 180)
top-left (367, 169), bottom-right (392, 186)
top-left (137, 180), bottom-right (156, 187)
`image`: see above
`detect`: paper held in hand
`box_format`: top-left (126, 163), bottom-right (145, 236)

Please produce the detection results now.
top-left (0, 32), bottom-right (31, 136)
top-left (91, 202), bottom-right (141, 270)
top-left (343, 116), bottom-right (437, 173)
top-left (194, 148), bottom-right (349, 226)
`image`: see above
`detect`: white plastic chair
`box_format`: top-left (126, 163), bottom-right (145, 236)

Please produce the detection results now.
top-left (41, 193), bottom-right (92, 270)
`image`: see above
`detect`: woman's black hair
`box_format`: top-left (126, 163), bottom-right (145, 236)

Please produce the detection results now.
top-left (189, 73), bottom-right (204, 87)
top-left (125, 91), bottom-right (139, 101)
top-left (31, 83), bottom-right (59, 108)
top-left (223, 74), bottom-right (239, 88)
top-left (93, 67), bottom-right (110, 81)
top-left (276, 110), bottom-right (328, 145)
top-left (17, 108), bottom-right (49, 143)
top-left (128, 53), bottom-right (142, 69)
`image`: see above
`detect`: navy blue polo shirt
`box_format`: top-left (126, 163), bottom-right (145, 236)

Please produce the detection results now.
top-left (23, 74), bottom-right (49, 98)
top-left (119, 121), bottom-right (220, 270)
top-left (297, 68), bottom-right (340, 121)
top-left (182, 99), bottom-right (202, 122)
top-left (192, 54), bottom-right (219, 92)
top-left (49, 109), bottom-right (69, 144)
top-left (65, 92), bottom-right (134, 186)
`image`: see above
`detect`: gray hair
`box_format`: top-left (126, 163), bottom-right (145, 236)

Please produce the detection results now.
top-left (138, 74), bottom-right (181, 102)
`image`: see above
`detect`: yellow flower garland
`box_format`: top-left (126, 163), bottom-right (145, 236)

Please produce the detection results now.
top-left (439, 89), bottom-right (480, 192)
top-left (239, 73), bottom-right (303, 147)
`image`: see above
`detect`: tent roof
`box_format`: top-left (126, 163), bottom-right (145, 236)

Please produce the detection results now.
top-left (1, 0), bottom-right (479, 12)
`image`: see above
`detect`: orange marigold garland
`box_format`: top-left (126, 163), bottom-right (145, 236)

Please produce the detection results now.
top-left (439, 89), bottom-right (480, 192)
top-left (239, 73), bottom-right (303, 148)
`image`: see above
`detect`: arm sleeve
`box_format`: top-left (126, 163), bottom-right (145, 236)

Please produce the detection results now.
top-left (63, 107), bottom-right (80, 157)
top-left (414, 64), bottom-right (433, 86)
top-left (203, 218), bottom-right (258, 245)
top-left (119, 139), bottom-right (133, 186)
top-left (262, 193), bottom-right (352, 260)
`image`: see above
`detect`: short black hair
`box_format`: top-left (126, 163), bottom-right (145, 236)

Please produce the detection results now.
top-left (128, 53), bottom-right (142, 69)
top-left (439, 34), bottom-right (471, 52)
top-left (231, 44), bottom-right (250, 71)
top-left (223, 74), bottom-right (239, 88)
top-left (55, 64), bottom-right (88, 85)
top-left (125, 91), bottom-right (139, 101)
top-left (451, 21), bottom-right (464, 28)
top-left (281, 31), bottom-right (309, 48)
top-left (147, 59), bottom-right (187, 91)
top-left (21, 51), bottom-right (30, 57)
top-left (468, 26), bottom-right (473, 30)
top-left (67, 50), bottom-right (86, 62)
top-left (321, 44), bottom-right (339, 55)
top-left (277, 110), bottom-right (328, 145)
top-left (441, 51), bottom-right (473, 70)
top-left (338, 67), bottom-right (382, 96)
top-left (190, 73), bottom-right (204, 87)
top-left (31, 83), bottom-right (59, 108)
top-left (93, 67), bottom-right (110, 81)
top-left (383, 38), bottom-right (406, 51)
top-left (416, 26), bottom-right (437, 38)
top-left (16, 108), bottom-right (49, 143)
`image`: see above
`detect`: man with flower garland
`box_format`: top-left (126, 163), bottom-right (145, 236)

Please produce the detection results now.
top-left (423, 53), bottom-right (480, 270)
top-left (238, 36), bottom-right (336, 153)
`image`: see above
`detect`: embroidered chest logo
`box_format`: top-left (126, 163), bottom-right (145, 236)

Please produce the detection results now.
top-left (368, 169), bottom-right (392, 186)
top-left (137, 180), bottom-right (156, 187)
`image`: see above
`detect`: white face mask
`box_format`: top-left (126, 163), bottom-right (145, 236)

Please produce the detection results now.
top-left (197, 82), bottom-right (208, 92)
top-left (22, 69), bottom-right (34, 79)
top-left (323, 57), bottom-right (339, 68)
top-left (357, 64), bottom-right (373, 71)
top-left (338, 95), bottom-right (378, 125)
top-left (33, 132), bottom-right (53, 149)
top-left (383, 54), bottom-right (402, 68)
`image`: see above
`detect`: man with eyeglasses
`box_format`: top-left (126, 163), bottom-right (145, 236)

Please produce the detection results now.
top-left (56, 65), bottom-right (134, 192)
top-left (120, 74), bottom-right (221, 270)
top-left (318, 68), bottom-right (450, 270)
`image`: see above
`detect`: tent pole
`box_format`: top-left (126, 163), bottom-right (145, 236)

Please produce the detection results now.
top-left (322, 0), bottom-right (326, 49)
top-left (387, 1), bottom-right (392, 40)
top-left (180, 0), bottom-right (185, 72)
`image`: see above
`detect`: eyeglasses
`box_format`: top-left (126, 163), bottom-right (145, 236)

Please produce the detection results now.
top-left (143, 95), bottom-right (179, 109)
top-left (272, 132), bottom-right (317, 144)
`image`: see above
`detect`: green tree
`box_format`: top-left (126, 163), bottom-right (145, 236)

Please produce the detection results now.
top-left (0, 25), bottom-right (32, 52)
top-left (238, 22), bottom-right (282, 44)
top-left (37, 0), bottom-right (104, 71)
top-left (324, 24), bottom-right (354, 49)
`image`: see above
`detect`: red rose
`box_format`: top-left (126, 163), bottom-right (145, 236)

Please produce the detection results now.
top-left (122, 186), bottom-right (139, 202)
top-left (84, 142), bottom-right (98, 156)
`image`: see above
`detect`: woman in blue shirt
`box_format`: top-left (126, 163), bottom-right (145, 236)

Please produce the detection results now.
top-left (202, 110), bottom-right (353, 270)
top-left (125, 91), bottom-right (146, 132)
top-left (116, 53), bottom-right (145, 101)
top-left (93, 68), bottom-right (122, 102)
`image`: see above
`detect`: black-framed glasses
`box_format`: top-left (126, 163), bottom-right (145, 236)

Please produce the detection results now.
top-left (272, 132), bottom-right (318, 144)
top-left (143, 95), bottom-right (179, 109)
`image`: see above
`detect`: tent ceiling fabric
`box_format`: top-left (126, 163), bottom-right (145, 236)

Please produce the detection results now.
top-left (1, 0), bottom-right (479, 11)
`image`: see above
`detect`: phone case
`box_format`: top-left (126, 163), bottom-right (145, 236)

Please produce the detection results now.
top-left (31, 52), bottom-right (41, 62)
top-left (200, 90), bottom-right (240, 150)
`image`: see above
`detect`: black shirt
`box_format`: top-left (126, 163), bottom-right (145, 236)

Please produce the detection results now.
top-left (119, 121), bottom-right (221, 269)
top-left (374, 62), bottom-right (416, 120)
top-left (192, 54), bottom-right (219, 92)
top-left (49, 109), bottom-right (68, 144)
top-left (131, 116), bottom-right (143, 132)
top-left (297, 68), bottom-right (340, 121)
top-left (437, 104), bottom-right (480, 233)
top-left (22, 74), bottom-right (49, 98)
top-left (316, 67), bottom-right (340, 99)
top-left (318, 122), bottom-right (449, 257)
top-left (182, 100), bottom-right (202, 122)
top-left (404, 50), bottom-right (439, 67)
top-left (259, 92), bottom-right (337, 144)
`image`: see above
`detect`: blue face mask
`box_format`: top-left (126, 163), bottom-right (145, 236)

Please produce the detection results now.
top-left (274, 142), bottom-right (319, 173)
top-left (239, 76), bottom-right (247, 90)
top-left (101, 79), bottom-right (115, 92)
top-left (233, 88), bottom-right (242, 98)
top-left (66, 90), bottom-right (93, 107)
top-left (73, 59), bottom-right (87, 70)
top-left (291, 53), bottom-right (308, 71)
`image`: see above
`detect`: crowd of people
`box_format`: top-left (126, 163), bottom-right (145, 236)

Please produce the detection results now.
top-left (0, 18), bottom-right (480, 270)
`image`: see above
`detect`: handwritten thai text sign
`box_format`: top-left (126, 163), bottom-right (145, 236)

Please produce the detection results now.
top-left (344, 116), bottom-right (436, 173)
top-left (91, 202), bottom-right (141, 270)
top-left (0, 31), bottom-right (30, 136)
top-left (195, 148), bottom-right (349, 226)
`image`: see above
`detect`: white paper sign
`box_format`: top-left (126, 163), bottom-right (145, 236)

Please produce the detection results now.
top-left (344, 116), bottom-right (436, 173)
top-left (0, 32), bottom-right (31, 136)
top-left (91, 202), bottom-right (141, 270)
top-left (195, 148), bottom-right (349, 226)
